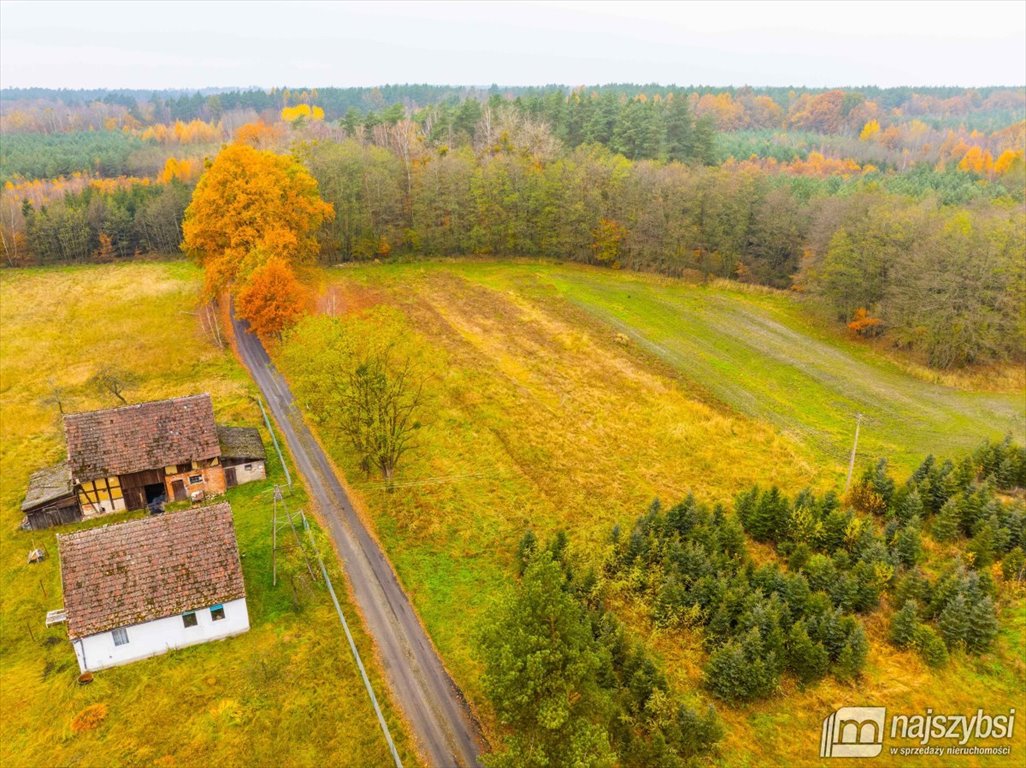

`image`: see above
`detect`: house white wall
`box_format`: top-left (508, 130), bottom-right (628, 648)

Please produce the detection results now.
top-left (72, 597), bottom-right (249, 672)
top-left (228, 460), bottom-right (266, 485)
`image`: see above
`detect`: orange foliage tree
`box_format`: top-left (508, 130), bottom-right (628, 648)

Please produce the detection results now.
top-left (182, 143), bottom-right (333, 295)
top-left (157, 156), bottom-right (200, 183)
top-left (281, 104), bottom-right (325, 124)
top-left (847, 307), bottom-right (883, 337)
top-left (234, 256), bottom-right (310, 340)
top-left (234, 120), bottom-right (284, 148)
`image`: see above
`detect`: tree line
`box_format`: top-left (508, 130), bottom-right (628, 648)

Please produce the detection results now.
top-left (4, 107), bottom-right (1022, 369)
top-left (13, 181), bottom-right (191, 263)
top-left (5, 84), bottom-right (1021, 130)
top-left (300, 133), bottom-right (1024, 368)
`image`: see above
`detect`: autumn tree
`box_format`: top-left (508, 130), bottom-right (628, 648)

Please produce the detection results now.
top-left (234, 256), bottom-right (310, 341)
top-left (182, 143), bottom-right (333, 295)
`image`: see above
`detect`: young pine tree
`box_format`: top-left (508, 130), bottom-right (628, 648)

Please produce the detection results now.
top-left (889, 599), bottom-right (920, 649)
top-left (965, 595), bottom-right (999, 653)
top-left (786, 620), bottom-right (830, 685)
top-left (938, 592), bottom-right (971, 650)
top-left (833, 624), bottom-right (869, 681)
top-left (932, 498), bottom-right (961, 543)
top-left (912, 624), bottom-right (949, 667)
top-left (893, 518), bottom-right (923, 568)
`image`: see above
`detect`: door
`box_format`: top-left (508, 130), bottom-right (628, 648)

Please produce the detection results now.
top-left (171, 479), bottom-right (187, 502)
top-left (225, 466), bottom-right (238, 489)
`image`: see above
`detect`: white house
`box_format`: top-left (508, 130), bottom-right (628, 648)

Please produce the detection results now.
top-left (57, 502), bottom-right (249, 672)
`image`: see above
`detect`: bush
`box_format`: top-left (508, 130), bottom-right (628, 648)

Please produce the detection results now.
top-left (912, 625), bottom-right (949, 667)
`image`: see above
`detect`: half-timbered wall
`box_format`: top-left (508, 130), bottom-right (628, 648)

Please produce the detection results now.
top-left (77, 476), bottom-right (126, 516)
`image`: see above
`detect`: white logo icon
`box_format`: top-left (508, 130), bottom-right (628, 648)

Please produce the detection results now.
top-left (821, 707), bottom-right (886, 758)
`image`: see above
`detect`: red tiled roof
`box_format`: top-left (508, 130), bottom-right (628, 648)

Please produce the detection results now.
top-left (58, 503), bottom-right (245, 638)
top-left (64, 395), bottom-right (220, 481)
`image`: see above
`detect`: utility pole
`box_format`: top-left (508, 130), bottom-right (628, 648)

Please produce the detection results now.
top-left (844, 413), bottom-right (864, 495)
top-left (272, 485), bottom-right (316, 586)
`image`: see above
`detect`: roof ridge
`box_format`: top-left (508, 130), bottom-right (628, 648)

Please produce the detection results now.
top-left (57, 502), bottom-right (232, 543)
top-left (63, 393), bottom-right (212, 421)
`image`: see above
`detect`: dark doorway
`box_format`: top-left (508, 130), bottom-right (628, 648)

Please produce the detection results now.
top-left (144, 483), bottom-right (166, 514)
top-left (171, 479), bottom-right (187, 502)
top-left (225, 466), bottom-right (238, 489)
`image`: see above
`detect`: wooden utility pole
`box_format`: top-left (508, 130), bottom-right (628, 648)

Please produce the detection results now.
top-left (844, 413), bottom-right (864, 495)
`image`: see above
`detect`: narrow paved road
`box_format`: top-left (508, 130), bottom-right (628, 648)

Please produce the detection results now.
top-left (232, 312), bottom-right (485, 768)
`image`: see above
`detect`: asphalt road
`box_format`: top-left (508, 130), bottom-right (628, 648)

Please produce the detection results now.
top-left (232, 312), bottom-right (485, 768)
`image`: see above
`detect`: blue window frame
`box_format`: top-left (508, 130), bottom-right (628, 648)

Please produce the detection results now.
top-left (210, 604), bottom-right (225, 621)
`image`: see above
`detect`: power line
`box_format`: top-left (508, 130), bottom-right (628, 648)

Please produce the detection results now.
top-left (258, 398), bottom-right (402, 768)
top-left (302, 510), bottom-right (404, 768)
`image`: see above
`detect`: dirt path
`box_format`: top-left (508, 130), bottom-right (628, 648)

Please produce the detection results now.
top-left (231, 312), bottom-right (485, 768)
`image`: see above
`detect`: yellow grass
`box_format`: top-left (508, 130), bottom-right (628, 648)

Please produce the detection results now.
top-left (0, 262), bottom-right (417, 768)
top-left (277, 261), bottom-right (1025, 766)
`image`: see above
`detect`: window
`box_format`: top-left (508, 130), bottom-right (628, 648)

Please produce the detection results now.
top-left (189, 475), bottom-right (202, 484)
top-left (112, 627), bottom-right (129, 646)
top-left (244, 464), bottom-right (253, 471)
top-left (210, 604), bottom-right (225, 621)
top-left (182, 611), bottom-right (198, 628)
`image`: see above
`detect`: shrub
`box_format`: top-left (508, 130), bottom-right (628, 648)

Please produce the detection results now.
top-left (912, 625), bottom-right (949, 667)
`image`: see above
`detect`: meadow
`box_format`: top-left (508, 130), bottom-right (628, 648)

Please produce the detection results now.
top-left (2, 259), bottom-right (1021, 768)
top-left (279, 259), bottom-right (1025, 766)
top-left (0, 262), bottom-right (417, 768)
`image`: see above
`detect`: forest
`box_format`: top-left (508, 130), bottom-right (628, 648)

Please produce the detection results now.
top-left (1, 83), bottom-right (1024, 369)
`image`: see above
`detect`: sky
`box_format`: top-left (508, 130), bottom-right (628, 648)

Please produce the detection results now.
top-left (1, 0), bottom-right (1023, 90)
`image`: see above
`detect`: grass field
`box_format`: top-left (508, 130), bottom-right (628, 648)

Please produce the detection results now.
top-left (279, 259), bottom-right (1025, 767)
top-left (0, 263), bottom-right (417, 768)
top-left (416, 261), bottom-right (1024, 475)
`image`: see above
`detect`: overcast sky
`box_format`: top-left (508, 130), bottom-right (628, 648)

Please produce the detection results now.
top-left (1, 0), bottom-right (1023, 90)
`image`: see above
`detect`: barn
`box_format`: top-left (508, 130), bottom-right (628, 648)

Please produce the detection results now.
top-left (21, 394), bottom-right (267, 529)
top-left (57, 502), bottom-right (249, 672)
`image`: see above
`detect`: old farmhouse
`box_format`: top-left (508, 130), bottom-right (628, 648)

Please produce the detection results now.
top-left (57, 502), bottom-right (249, 672)
top-left (21, 394), bottom-right (266, 529)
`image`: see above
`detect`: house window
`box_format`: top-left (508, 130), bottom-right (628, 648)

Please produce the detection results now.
top-left (182, 611), bottom-right (198, 628)
top-left (112, 627), bottom-right (129, 646)
top-left (244, 464), bottom-right (253, 471)
top-left (210, 604), bottom-right (225, 621)
top-left (189, 475), bottom-right (202, 484)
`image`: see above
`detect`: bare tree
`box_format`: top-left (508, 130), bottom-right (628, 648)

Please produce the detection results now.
top-left (41, 377), bottom-right (69, 416)
top-left (88, 365), bottom-right (139, 405)
top-left (335, 350), bottom-right (423, 484)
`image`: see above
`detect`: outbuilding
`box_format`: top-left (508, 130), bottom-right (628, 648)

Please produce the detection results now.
top-left (21, 394), bottom-right (267, 529)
